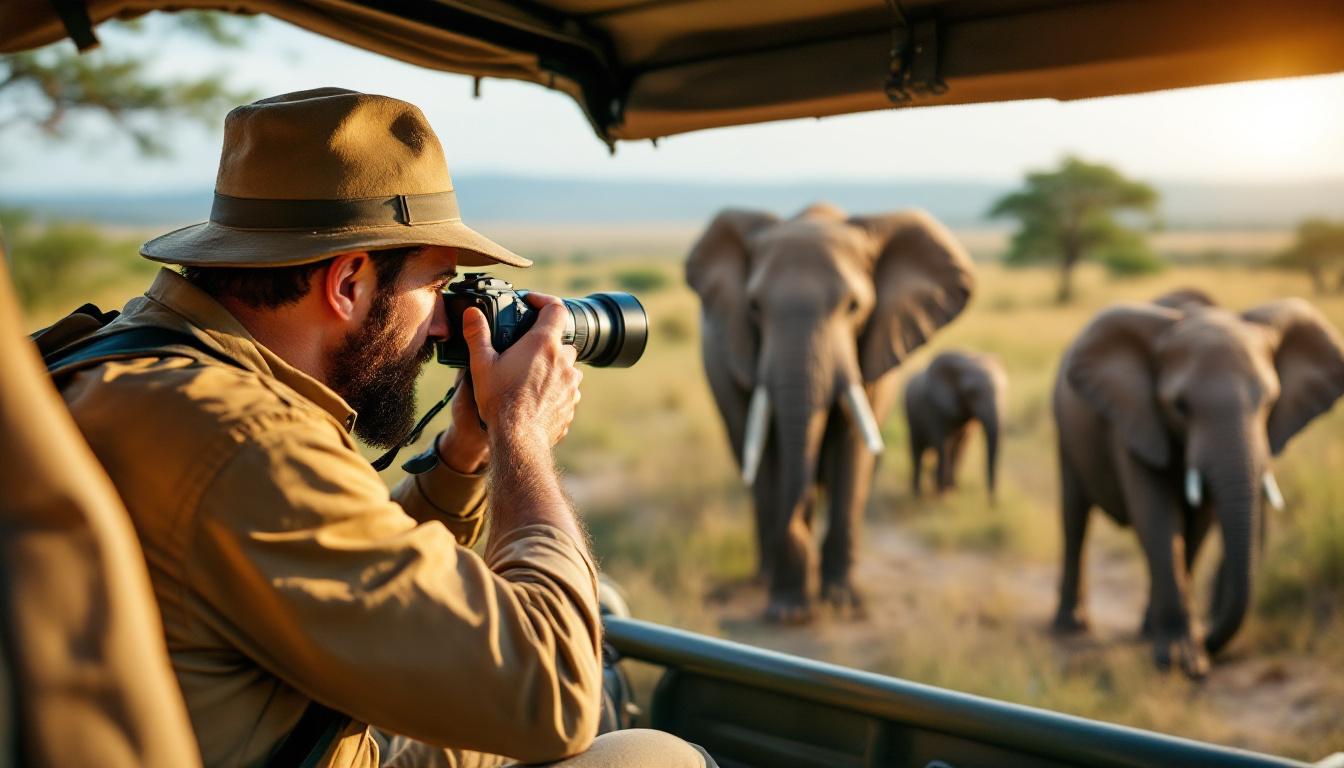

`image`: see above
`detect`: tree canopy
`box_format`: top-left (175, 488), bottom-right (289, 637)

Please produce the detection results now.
top-left (1276, 218), bottom-right (1344, 293)
top-left (988, 156), bottom-right (1161, 303)
top-left (0, 11), bottom-right (253, 157)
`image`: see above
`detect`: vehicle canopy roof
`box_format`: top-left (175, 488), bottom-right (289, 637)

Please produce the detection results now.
top-left (5, 0), bottom-right (1344, 143)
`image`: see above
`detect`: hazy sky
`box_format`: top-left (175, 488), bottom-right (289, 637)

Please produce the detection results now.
top-left (4, 14), bottom-right (1344, 194)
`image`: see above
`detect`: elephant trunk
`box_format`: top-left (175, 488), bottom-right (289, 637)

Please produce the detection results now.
top-left (761, 353), bottom-right (831, 593)
top-left (1202, 439), bottom-right (1263, 655)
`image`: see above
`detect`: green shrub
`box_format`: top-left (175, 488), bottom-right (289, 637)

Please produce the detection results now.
top-left (657, 314), bottom-right (692, 344)
top-left (613, 267), bottom-right (670, 293)
top-left (1, 208), bottom-right (150, 311)
top-left (567, 274), bottom-right (599, 292)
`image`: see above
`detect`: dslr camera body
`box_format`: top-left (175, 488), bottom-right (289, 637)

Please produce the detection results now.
top-left (438, 273), bottom-right (648, 368)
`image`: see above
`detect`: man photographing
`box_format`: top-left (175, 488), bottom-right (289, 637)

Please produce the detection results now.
top-left (48, 88), bottom-right (708, 767)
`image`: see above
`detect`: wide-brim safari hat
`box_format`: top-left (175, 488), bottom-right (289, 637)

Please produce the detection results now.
top-left (142, 87), bottom-right (529, 269)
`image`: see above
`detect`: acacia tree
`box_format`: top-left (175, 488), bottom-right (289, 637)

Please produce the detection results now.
top-left (1276, 218), bottom-right (1344, 294)
top-left (0, 11), bottom-right (252, 156)
top-left (989, 156), bottom-right (1161, 303)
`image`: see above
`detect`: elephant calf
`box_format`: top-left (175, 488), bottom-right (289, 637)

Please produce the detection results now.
top-left (904, 350), bottom-right (1008, 501)
top-left (1053, 289), bottom-right (1344, 676)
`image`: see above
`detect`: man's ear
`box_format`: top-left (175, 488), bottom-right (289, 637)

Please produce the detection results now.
top-left (323, 252), bottom-right (377, 322)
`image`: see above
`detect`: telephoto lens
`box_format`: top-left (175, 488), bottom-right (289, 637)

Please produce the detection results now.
top-left (437, 274), bottom-right (648, 368)
top-left (561, 292), bottom-right (648, 367)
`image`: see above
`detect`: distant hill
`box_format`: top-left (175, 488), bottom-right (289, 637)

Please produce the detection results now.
top-left (4, 177), bottom-right (1342, 230)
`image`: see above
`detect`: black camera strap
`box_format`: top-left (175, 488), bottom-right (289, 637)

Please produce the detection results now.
top-left (369, 381), bottom-right (460, 472)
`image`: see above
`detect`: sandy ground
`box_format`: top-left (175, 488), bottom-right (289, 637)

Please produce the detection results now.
top-left (694, 520), bottom-right (1343, 759)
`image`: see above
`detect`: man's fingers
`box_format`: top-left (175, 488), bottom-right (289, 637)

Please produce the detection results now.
top-left (461, 307), bottom-right (497, 364)
top-left (523, 291), bottom-right (564, 309)
top-left (530, 302), bottom-right (572, 340)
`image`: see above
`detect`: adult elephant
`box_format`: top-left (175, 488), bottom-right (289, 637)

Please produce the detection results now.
top-left (904, 350), bottom-right (1008, 501)
top-left (687, 204), bottom-right (974, 622)
top-left (1053, 290), bottom-right (1344, 676)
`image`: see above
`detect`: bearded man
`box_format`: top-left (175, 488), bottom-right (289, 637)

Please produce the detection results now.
top-left (47, 88), bottom-right (710, 768)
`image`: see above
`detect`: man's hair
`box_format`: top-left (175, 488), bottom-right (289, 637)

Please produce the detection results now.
top-left (180, 245), bottom-right (421, 308)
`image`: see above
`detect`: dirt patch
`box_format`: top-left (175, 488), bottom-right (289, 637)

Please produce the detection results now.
top-left (696, 519), bottom-right (1344, 759)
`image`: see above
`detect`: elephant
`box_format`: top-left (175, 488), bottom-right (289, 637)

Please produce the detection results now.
top-left (687, 203), bottom-right (975, 622)
top-left (1052, 288), bottom-right (1344, 676)
top-left (904, 350), bottom-right (1008, 501)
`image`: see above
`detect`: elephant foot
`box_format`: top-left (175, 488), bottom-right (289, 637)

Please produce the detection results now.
top-left (765, 594), bottom-right (814, 625)
top-left (1153, 636), bottom-right (1210, 679)
top-left (1051, 608), bottom-right (1090, 636)
top-left (821, 581), bottom-right (867, 620)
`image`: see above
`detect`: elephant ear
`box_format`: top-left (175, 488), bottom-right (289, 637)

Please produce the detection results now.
top-left (851, 210), bottom-right (975, 383)
top-left (1065, 304), bottom-right (1181, 467)
top-left (1242, 298), bottom-right (1344, 455)
top-left (686, 209), bottom-right (778, 389)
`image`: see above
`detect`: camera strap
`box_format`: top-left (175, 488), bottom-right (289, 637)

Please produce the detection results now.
top-left (369, 381), bottom-right (460, 472)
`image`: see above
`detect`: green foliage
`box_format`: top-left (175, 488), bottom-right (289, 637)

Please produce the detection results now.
top-left (1274, 218), bottom-right (1344, 293)
top-left (0, 12), bottom-right (255, 156)
top-left (0, 208), bottom-right (152, 311)
top-left (1095, 225), bottom-right (1166, 277)
top-left (990, 156), bottom-right (1160, 301)
top-left (613, 267), bottom-right (670, 293)
top-left (567, 274), bottom-right (598, 292)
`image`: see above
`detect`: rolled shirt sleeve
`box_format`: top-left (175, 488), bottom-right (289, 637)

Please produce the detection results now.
top-left (188, 416), bottom-right (602, 764)
top-left (392, 448), bottom-right (489, 547)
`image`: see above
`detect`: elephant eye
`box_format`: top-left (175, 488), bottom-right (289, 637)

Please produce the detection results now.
top-left (848, 298), bottom-right (860, 314)
top-left (1173, 396), bottom-right (1190, 416)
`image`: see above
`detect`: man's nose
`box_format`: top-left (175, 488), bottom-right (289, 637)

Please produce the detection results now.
top-left (428, 293), bottom-right (450, 342)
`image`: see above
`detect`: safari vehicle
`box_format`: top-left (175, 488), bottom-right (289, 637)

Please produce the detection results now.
top-left (4, 1), bottom-right (1344, 766)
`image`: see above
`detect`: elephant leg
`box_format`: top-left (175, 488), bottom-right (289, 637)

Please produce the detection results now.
top-left (819, 409), bottom-right (872, 614)
top-left (766, 488), bottom-right (817, 624)
top-left (1140, 502), bottom-right (1215, 639)
top-left (1053, 461), bottom-right (1093, 634)
top-left (945, 424), bottom-right (970, 491)
top-left (910, 427), bottom-right (927, 497)
top-left (934, 440), bottom-right (950, 495)
top-left (1116, 453), bottom-right (1208, 677)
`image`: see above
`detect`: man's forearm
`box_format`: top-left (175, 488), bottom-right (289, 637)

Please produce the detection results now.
top-left (487, 432), bottom-right (586, 550)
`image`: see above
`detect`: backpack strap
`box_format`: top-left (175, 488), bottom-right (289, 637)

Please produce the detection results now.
top-left (264, 702), bottom-right (350, 768)
top-left (44, 326), bottom-right (243, 376)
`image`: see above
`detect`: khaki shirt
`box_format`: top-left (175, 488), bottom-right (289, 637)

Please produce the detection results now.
top-left (57, 270), bottom-right (602, 768)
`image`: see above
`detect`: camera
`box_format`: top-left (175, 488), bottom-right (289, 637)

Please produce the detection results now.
top-left (437, 273), bottom-right (648, 368)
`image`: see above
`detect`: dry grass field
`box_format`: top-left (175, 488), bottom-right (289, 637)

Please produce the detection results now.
top-left (20, 226), bottom-right (1344, 760)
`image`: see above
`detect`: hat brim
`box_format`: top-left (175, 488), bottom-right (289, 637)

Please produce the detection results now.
top-left (141, 220), bottom-right (531, 269)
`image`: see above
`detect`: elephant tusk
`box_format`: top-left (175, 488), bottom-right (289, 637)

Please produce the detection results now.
top-left (1185, 468), bottom-right (1202, 508)
top-left (841, 382), bottom-right (885, 456)
top-left (741, 386), bottom-right (771, 485)
top-left (1262, 470), bottom-right (1285, 512)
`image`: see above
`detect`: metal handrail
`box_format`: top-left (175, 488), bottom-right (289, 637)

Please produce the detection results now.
top-left (604, 616), bottom-right (1310, 768)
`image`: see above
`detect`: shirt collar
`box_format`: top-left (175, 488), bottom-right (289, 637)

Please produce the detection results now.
top-left (130, 268), bottom-right (358, 429)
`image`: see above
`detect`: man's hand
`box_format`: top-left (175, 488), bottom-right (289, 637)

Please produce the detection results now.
top-left (462, 293), bottom-right (582, 448)
top-left (461, 292), bottom-right (587, 551)
top-left (437, 371), bottom-right (489, 474)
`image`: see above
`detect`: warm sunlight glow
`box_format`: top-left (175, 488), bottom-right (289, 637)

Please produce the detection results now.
top-left (1218, 78), bottom-right (1344, 169)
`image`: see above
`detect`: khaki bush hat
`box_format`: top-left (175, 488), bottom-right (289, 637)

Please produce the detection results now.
top-left (142, 87), bottom-right (529, 269)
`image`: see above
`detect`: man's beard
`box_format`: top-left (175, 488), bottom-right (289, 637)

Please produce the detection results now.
top-left (328, 289), bottom-right (435, 449)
